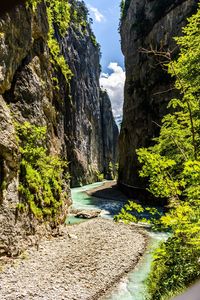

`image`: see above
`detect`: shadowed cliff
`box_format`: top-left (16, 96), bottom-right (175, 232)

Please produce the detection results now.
top-left (118, 0), bottom-right (198, 197)
top-left (0, 0), bottom-right (118, 256)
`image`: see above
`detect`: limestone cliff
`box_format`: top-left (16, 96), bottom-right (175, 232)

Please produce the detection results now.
top-left (100, 90), bottom-right (119, 179)
top-left (62, 2), bottom-right (118, 186)
top-left (118, 0), bottom-right (198, 195)
top-left (0, 0), bottom-right (118, 255)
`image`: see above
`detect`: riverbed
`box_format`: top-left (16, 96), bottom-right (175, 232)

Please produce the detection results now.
top-left (69, 181), bottom-right (126, 219)
top-left (69, 181), bottom-right (167, 300)
top-left (0, 181), bottom-right (147, 300)
top-left (0, 181), bottom-right (165, 300)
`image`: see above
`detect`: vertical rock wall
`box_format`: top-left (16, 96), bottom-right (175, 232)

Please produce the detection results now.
top-left (100, 90), bottom-right (119, 179)
top-left (0, 2), bottom-right (55, 256)
top-left (62, 2), bottom-right (114, 186)
top-left (0, 0), bottom-right (118, 255)
top-left (59, 1), bottom-right (119, 186)
top-left (118, 0), bottom-right (198, 195)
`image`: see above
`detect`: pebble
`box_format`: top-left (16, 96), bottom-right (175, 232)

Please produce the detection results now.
top-left (0, 219), bottom-right (146, 300)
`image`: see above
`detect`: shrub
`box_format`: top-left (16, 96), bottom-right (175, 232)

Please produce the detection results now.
top-left (16, 122), bottom-right (69, 225)
top-left (116, 5), bottom-right (200, 299)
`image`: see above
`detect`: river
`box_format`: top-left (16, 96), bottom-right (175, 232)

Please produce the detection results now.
top-left (68, 181), bottom-right (167, 300)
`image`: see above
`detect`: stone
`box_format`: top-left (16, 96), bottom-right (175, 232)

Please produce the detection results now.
top-left (68, 233), bottom-right (78, 239)
top-left (73, 209), bottom-right (101, 219)
top-left (0, 219), bottom-right (147, 300)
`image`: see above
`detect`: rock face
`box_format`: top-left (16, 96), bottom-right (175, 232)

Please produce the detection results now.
top-left (0, 1), bottom-right (118, 255)
top-left (118, 0), bottom-right (198, 194)
top-left (100, 90), bottom-right (119, 179)
top-left (62, 5), bottom-right (119, 185)
top-left (71, 209), bottom-right (101, 219)
top-left (0, 1), bottom-right (53, 257)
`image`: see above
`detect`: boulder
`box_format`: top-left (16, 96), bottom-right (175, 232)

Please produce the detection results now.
top-left (73, 209), bottom-right (101, 219)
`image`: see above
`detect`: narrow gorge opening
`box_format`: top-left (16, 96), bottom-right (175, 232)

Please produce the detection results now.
top-left (0, 1), bottom-right (199, 300)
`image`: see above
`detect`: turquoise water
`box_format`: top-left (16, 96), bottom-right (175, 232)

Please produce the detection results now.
top-left (70, 181), bottom-right (167, 300)
top-left (103, 231), bottom-right (168, 300)
top-left (69, 181), bottom-right (125, 220)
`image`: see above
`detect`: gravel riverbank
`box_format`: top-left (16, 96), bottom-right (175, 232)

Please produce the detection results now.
top-left (0, 219), bottom-right (147, 300)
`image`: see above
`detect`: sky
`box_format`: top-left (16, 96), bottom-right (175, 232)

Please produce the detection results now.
top-left (86, 0), bottom-right (125, 117)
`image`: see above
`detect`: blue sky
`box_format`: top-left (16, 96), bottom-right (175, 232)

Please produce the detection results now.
top-left (86, 0), bottom-right (124, 72)
top-left (86, 0), bottom-right (125, 117)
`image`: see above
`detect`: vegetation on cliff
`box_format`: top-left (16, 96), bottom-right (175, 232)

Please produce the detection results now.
top-left (16, 122), bottom-right (69, 225)
top-left (46, 0), bottom-right (72, 82)
top-left (116, 6), bottom-right (200, 299)
top-left (0, 0), bottom-right (119, 257)
top-left (120, 0), bottom-right (131, 20)
top-left (27, 0), bottom-right (99, 82)
top-left (27, 0), bottom-right (72, 81)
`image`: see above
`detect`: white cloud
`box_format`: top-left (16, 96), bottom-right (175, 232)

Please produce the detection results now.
top-left (100, 63), bottom-right (125, 117)
top-left (88, 5), bottom-right (105, 23)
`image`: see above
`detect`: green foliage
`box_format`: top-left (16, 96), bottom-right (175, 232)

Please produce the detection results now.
top-left (1, 180), bottom-right (6, 191)
top-left (117, 6), bottom-right (200, 299)
top-left (147, 234), bottom-right (200, 300)
top-left (16, 122), bottom-right (69, 224)
top-left (138, 7), bottom-right (200, 300)
top-left (71, 1), bottom-right (100, 49)
top-left (16, 203), bottom-right (27, 213)
top-left (27, 0), bottom-right (72, 82)
top-left (114, 200), bottom-right (162, 228)
top-left (120, 0), bottom-right (125, 19)
top-left (27, 0), bottom-right (100, 83)
top-left (136, 6), bottom-right (200, 204)
top-left (137, 149), bottom-right (182, 199)
top-left (114, 201), bottom-right (145, 224)
top-left (90, 34), bottom-right (98, 47)
top-left (46, 0), bottom-right (73, 82)
top-left (108, 161), bottom-right (114, 180)
top-left (48, 0), bottom-right (70, 36)
top-left (120, 0), bottom-right (131, 19)
top-left (95, 170), bottom-right (104, 182)
top-left (147, 200), bottom-right (200, 300)
top-left (70, 0), bottom-right (88, 30)
top-left (26, 0), bottom-right (39, 11)
top-left (114, 163), bottom-right (119, 180)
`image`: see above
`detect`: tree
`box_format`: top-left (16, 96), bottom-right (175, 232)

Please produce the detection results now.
top-left (116, 5), bottom-right (200, 299)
